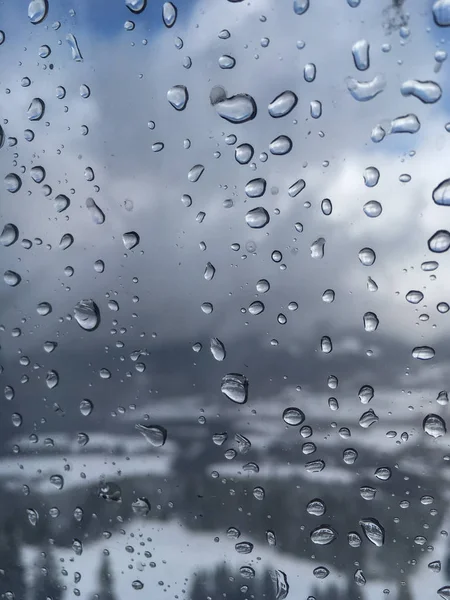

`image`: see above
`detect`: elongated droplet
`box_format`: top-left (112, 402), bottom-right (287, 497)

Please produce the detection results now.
top-left (27, 98), bottom-right (45, 121)
top-left (401, 79), bottom-right (442, 103)
top-left (310, 237), bottom-right (325, 259)
top-left (310, 100), bottom-right (322, 118)
top-left (269, 135), bottom-right (292, 155)
top-left (66, 34), bottom-right (83, 62)
top-left (245, 178), bottom-right (266, 198)
top-left (0, 224), bottom-right (18, 246)
top-left (310, 525), bottom-right (337, 545)
top-left (390, 113), bottom-right (420, 134)
top-left (28, 0), bottom-right (48, 24)
top-left (249, 301), bottom-right (264, 315)
top-left (268, 91), bottom-right (298, 118)
top-left (210, 338), bottom-right (226, 361)
top-left (59, 234), bottom-right (74, 250)
top-left (423, 413), bottom-right (446, 438)
top-left (215, 93), bottom-right (257, 124)
top-left (428, 230), bottom-right (450, 253)
top-left (4, 271), bottom-right (21, 287)
top-left (321, 199), bottom-right (332, 215)
top-left (221, 373), bottom-right (248, 404)
top-left (54, 194), bottom-right (70, 213)
top-left (188, 164), bottom-right (204, 182)
top-left (359, 409), bottom-right (378, 428)
top-left (123, 231), bottom-right (140, 249)
top-left (86, 198), bottom-right (105, 224)
top-left (346, 74), bottom-right (385, 101)
top-left (74, 299), bottom-right (100, 331)
top-left (204, 262), bottom-right (215, 280)
top-left (167, 85), bottom-right (188, 110)
top-left (288, 179), bottom-right (305, 197)
top-left (321, 336), bottom-right (332, 353)
top-left (412, 346), bottom-right (435, 360)
top-left (359, 385), bottom-right (374, 404)
top-left (293, 0), bottom-right (309, 14)
top-left (270, 570), bottom-right (289, 600)
top-left (363, 311), bottom-right (379, 332)
top-left (162, 2), bottom-right (177, 27)
top-left (132, 497), bottom-right (151, 516)
top-left (246, 207), bottom-right (269, 229)
top-left (352, 39), bottom-right (369, 70)
top-left (304, 63), bottom-right (316, 82)
top-left (359, 517), bottom-right (385, 547)
top-left (46, 370), bottom-right (59, 389)
top-left (135, 424), bottom-right (167, 447)
top-left (433, 179), bottom-right (450, 206)
top-left (235, 144), bottom-right (254, 164)
top-left (30, 166), bottom-right (46, 183)
top-left (126, 0), bottom-right (147, 12)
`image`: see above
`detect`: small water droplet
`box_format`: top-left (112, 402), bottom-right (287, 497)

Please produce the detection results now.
top-left (26, 508), bottom-right (39, 526)
top-left (310, 237), bottom-right (325, 259)
top-left (30, 166), bottom-right (46, 183)
top-left (204, 262), bottom-right (215, 280)
top-left (245, 178), bottom-right (266, 198)
top-left (313, 567), bottom-right (329, 579)
top-left (126, 0), bottom-right (147, 12)
top-left (288, 178), bottom-right (305, 197)
top-left (390, 113), bottom-right (420, 134)
top-left (343, 448), bottom-right (358, 464)
top-left (358, 247), bottom-right (376, 266)
top-left (363, 166), bottom-right (380, 187)
top-left (359, 409), bottom-right (379, 428)
top-left (270, 570), bottom-right (289, 600)
top-left (363, 201), bottom-right (382, 218)
top-left (50, 474), bottom-right (64, 490)
top-left (363, 311), bottom-right (379, 332)
top-left (249, 301), bottom-right (264, 315)
top-left (0, 224), bottom-right (19, 247)
top-left (307, 499), bottom-right (326, 516)
top-left (80, 399), bottom-right (93, 416)
top-left (354, 569), bottom-right (366, 586)
top-left (46, 370), bottom-right (59, 389)
top-left (235, 541), bottom-right (253, 554)
top-left (348, 532), bottom-right (362, 547)
top-left (37, 302), bottom-right (52, 316)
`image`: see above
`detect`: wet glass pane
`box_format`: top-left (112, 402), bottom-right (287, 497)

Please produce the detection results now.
top-left (1, 1), bottom-right (450, 599)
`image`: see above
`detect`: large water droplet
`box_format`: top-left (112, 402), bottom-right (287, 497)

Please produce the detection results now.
top-left (401, 80), bottom-right (442, 103)
top-left (268, 91), bottom-right (298, 118)
top-left (359, 517), bottom-right (385, 547)
top-left (346, 74), bottom-right (385, 101)
top-left (4, 271), bottom-right (21, 287)
top-left (363, 201), bottom-right (382, 218)
top-left (283, 407), bottom-right (305, 426)
top-left (306, 499), bottom-right (326, 516)
top-left (204, 262), bottom-right (215, 280)
top-left (288, 179), bottom-right (306, 197)
top-left (363, 311), bottom-right (379, 332)
top-left (50, 474), bottom-right (64, 490)
top-left (53, 194), bottom-right (69, 213)
top-left (28, 0), bottom-right (48, 24)
top-left (343, 448), bottom-right (358, 464)
top-left (30, 166), bottom-right (46, 183)
top-left (235, 144), bottom-right (254, 164)
top-left (423, 414), bottom-right (446, 438)
top-left (245, 178), bottom-right (266, 198)
top-left (135, 424), bottom-right (167, 447)
top-left (219, 55), bottom-right (236, 69)
top-left (310, 237), bottom-right (325, 259)
top-left (66, 34), bottom-right (83, 62)
top-left (46, 370), bottom-right (59, 389)
top-left (249, 301), bottom-right (264, 315)
top-left (246, 207), bottom-right (270, 229)
top-left (438, 587), bottom-right (450, 600)
top-left (358, 385), bottom-right (374, 404)
top-left (310, 525), bottom-right (337, 545)
top-left (390, 113), bottom-right (420, 134)
top-left (27, 98), bottom-right (45, 121)
top-left (132, 497), bottom-right (151, 516)
top-left (74, 299), bottom-right (100, 331)
top-left (412, 346), bottom-right (435, 360)
top-left (428, 230), bottom-right (450, 253)
top-left (433, 0), bottom-right (450, 26)
top-left (235, 541), bottom-right (253, 554)
top-left (293, 0), bottom-right (309, 14)
top-left (321, 336), bottom-right (332, 353)
top-left (162, 2), bottom-right (177, 27)
top-left (269, 135), bottom-right (293, 155)
top-left (0, 224), bottom-right (18, 246)
top-left (352, 39), bottom-right (370, 70)
top-left (167, 85), bottom-right (188, 110)
top-left (363, 166), bottom-right (380, 187)
top-left (359, 409), bottom-right (379, 428)
top-left (123, 231), bottom-right (140, 249)
top-left (27, 508), bottom-right (39, 526)
top-left (215, 93), bottom-right (257, 124)
top-left (433, 179), bottom-right (450, 206)
top-left (99, 482), bottom-right (122, 503)
top-left (358, 247), bottom-right (376, 266)
top-left (86, 198), bottom-right (105, 224)
top-left (126, 0), bottom-right (147, 12)
top-left (5, 173), bottom-right (22, 193)
top-left (221, 373), bottom-right (248, 404)
top-left (188, 164), bottom-right (204, 182)
top-left (406, 290), bottom-right (423, 304)
top-left (270, 570), bottom-right (289, 600)
top-left (80, 399), bottom-right (93, 416)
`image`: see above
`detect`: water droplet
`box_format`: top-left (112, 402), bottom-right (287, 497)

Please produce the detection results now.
top-left (360, 486), bottom-right (376, 501)
top-left (310, 525), bottom-right (337, 545)
top-left (66, 33), bottom-right (83, 62)
top-left (227, 527), bottom-right (241, 539)
top-left (321, 289), bottom-right (335, 303)
top-left (28, 0), bottom-right (48, 24)
top-left (167, 85), bottom-right (188, 110)
top-left (59, 233), bottom-right (73, 250)
top-left (37, 302), bottom-right (52, 316)
top-left (74, 299), bottom-right (100, 331)
top-left (307, 499), bottom-right (326, 516)
top-left (390, 113), bottom-right (420, 134)
top-left (412, 346), bottom-right (435, 360)
top-left (235, 144), bottom-right (254, 164)
top-left (204, 262), bottom-right (215, 280)
top-left (215, 93), bottom-right (257, 124)
top-left (235, 541), bottom-right (253, 554)
top-left (363, 311), bottom-right (379, 332)
top-left (219, 55), bottom-right (235, 69)
top-left (303, 63), bottom-right (316, 82)
top-left (5, 173), bottom-right (22, 193)
top-left (245, 178), bottom-right (266, 198)
top-left (359, 409), bottom-right (379, 428)
top-left (132, 497), bottom-right (151, 516)
top-left (249, 301), bottom-right (264, 315)
top-left (320, 199), bottom-right (332, 216)
top-left (375, 467), bottom-right (391, 481)
top-left (268, 91), bottom-right (298, 118)
top-left (358, 247), bottom-right (376, 266)
top-left (162, 2), bottom-right (177, 27)
top-left (27, 98), bottom-right (45, 121)
top-left (46, 370), bottom-right (59, 389)
top-left (293, 0), bottom-right (309, 13)
top-left (363, 201), bottom-right (382, 218)
top-left (30, 166), bottom-right (46, 183)
top-left (352, 39), bottom-right (370, 71)
top-left (310, 100), bottom-right (322, 118)
top-left (310, 237), bottom-right (325, 259)
top-left (50, 474), bottom-right (64, 490)
top-left (406, 290), bottom-right (424, 304)
top-left (428, 561), bottom-right (441, 573)
top-left (221, 373), bottom-right (248, 404)
top-left (321, 336), bottom-right (332, 353)
top-left (363, 166), bottom-right (380, 187)
top-left (188, 164), bottom-right (204, 182)
top-left (423, 413), bottom-right (446, 438)
top-left (343, 448), bottom-right (358, 464)
top-left (126, 0), bottom-right (147, 12)
top-left (358, 385), bottom-right (374, 404)
top-left (210, 338), bottom-right (226, 361)
top-left (270, 570), bottom-right (289, 600)
top-left (313, 567), bottom-right (330, 579)
top-left (152, 142), bottom-right (164, 152)
top-left (123, 231), bottom-right (140, 250)
top-left (269, 135), bottom-right (293, 155)
top-left (80, 399), bottom-right (93, 416)
top-left (0, 224), bottom-right (18, 247)
top-left (437, 390), bottom-right (449, 405)
top-left (428, 230), bottom-right (450, 253)
top-left (359, 517), bottom-right (385, 546)
top-left (27, 508), bottom-right (39, 526)
top-left (348, 532), bottom-right (362, 547)
top-left (401, 79), bottom-right (442, 104)
top-left (305, 459), bottom-right (325, 473)
top-left (288, 179), bottom-right (305, 197)
top-left (4, 271), bottom-right (21, 287)
top-left (354, 569), bottom-right (366, 586)
top-left (52, 194), bottom-right (69, 213)
top-left (432, 179), bottom-right (450, 206)
top-left (86, 198), bottom-right (105, 224)
top-left (246, 207), bottom-right (270, 229)
top-left (135, 424), bottom-right (167, 447)
top-left (99, 482), bottom-right (122, 503)
top-left (433, 0), bottom-right (450, 25)
top-left (239, 567), bottom-right (255, 580)
top-left (283, 407), bottom-right (305, 426)
top-left (256, 279), bottom-right (270, 293)
top-left (438, 587), bottom-right (450, 600)
top-left (346, 74), bottom-right (385, 101)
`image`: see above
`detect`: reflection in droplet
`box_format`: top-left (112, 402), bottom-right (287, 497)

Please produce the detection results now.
top-left (215, 93), bottom-right (257, 124)
top-left (123, 231), bottom-right (140, 250)
top-left (235, 144), bottom-right (254, 165)
top-left (313, 567), bottom-right (330, 579)
top-left (307, 499), bottom-right (326, 516)
top-left (343, 448), bottom-right (358, 464)
top-left (412, 346), bottom-right (435, 360)
top-left (167, 85), bottom-right (188, 110)
top-left (269, 135), bottom-right (292, 155)
top-left (268, 91), bottom-right (298, 118)
top-left (221, 373), bottom-right (248, 404)
top-left (423, 414), bottom-right (446, 438)
top-left (80, 399), bottom-right (93, 416)
top-left (352, 39), bottom-right (370, 71)
top-left (162, 2), bottom-right (177, 27)
top-left (359, 517), bottom-right (385, 547)
top-left (428, 230), bottom-right (450, 253)
top-left (74, 299), bottom-right (100, 331)
top-left (246, 207), bottom-right (270, 229)
top-left (28, 0), bottom-right (48, 24)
